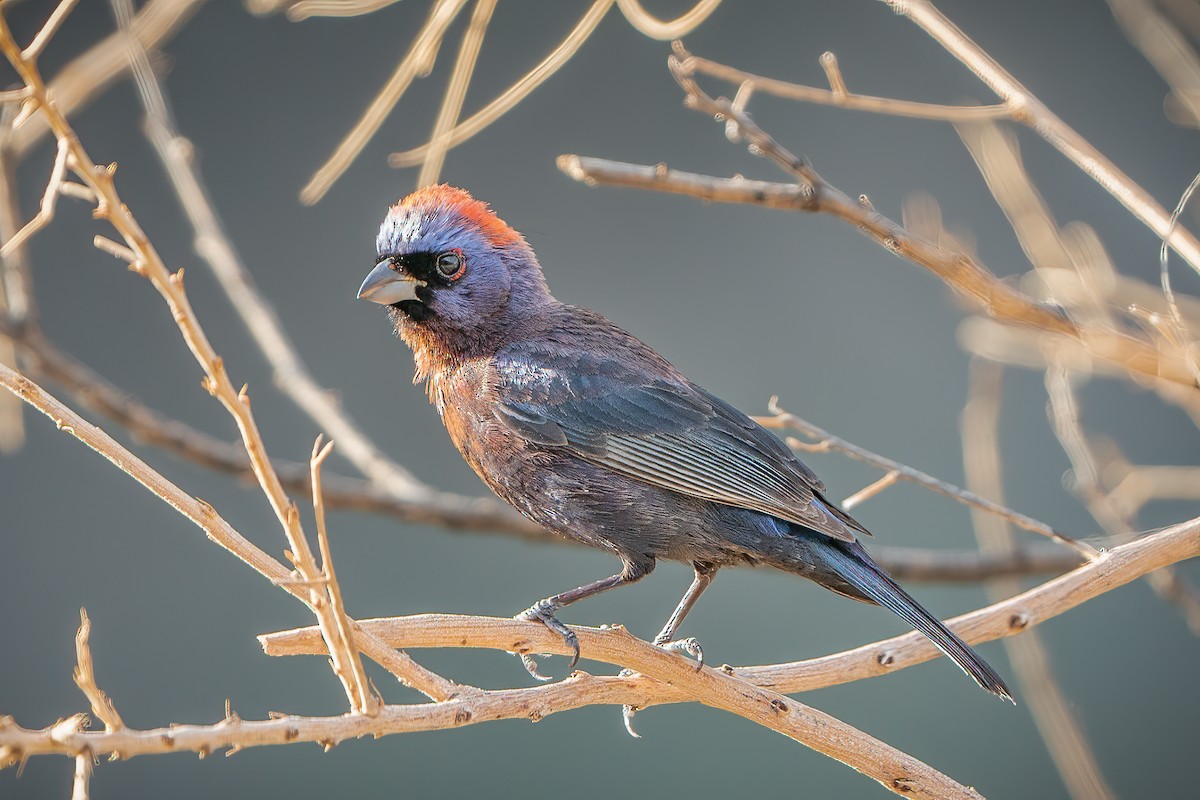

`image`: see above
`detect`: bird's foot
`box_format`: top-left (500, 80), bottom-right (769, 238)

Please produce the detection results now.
top-left (515, 598), bottom-right (580, 681)
top-left (618, 668), bottom-right (642, 738)
top-left (654, 636), bottom-right (704, 671)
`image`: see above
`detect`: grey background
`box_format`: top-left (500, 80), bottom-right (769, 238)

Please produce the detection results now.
top-left (2, 0), bottom-right (1198, 797)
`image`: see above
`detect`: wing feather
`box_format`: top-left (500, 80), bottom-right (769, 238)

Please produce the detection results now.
top-left (491, 350), bottom-right (867, 542)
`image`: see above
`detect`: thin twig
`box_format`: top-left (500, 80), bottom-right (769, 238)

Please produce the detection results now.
top-left (300, 0), bottom-right (469, 204)
top-left (760, 399), bottom-right (1098, 557)
top-left (388, 0), bottom-right (613, 168)
top-left (7, 0), bottom-right (206, 161)
top-left (310, 438), bottom-right (379, 716)
top-left (72, 609), bottom-right (125, 734)
top-left (70, 752), bottom-right (91, 800)
top-left (614, 0), bottom-right (722, 39)
top-left (416, 0), bottom-right (497, 187)
top-left (112, 0), bottom-right (434, 506)
top-left (22, 0), bottom-right (83, 61)
top-left (0, 136), bottom-right (69, 257)
top-left (680, 51), bottom-right (1012, 122)
top-left (262, 514), bottom-right (1199, 701)
top-left (883, 0), bottom-right (1200, 276)
top-left (962, 361), bottom-right (1115, 800)
top-left (2, 318), bottom-right (1083, 581)
top-left (1044, 362), bottom-right (1200, 634)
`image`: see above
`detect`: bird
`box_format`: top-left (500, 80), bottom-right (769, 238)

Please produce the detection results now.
top-left (357, 184), bottom-right (1013, 702)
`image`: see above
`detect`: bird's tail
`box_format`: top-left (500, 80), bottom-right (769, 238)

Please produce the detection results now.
top-left (808, 537), bottom-right (1015, 702)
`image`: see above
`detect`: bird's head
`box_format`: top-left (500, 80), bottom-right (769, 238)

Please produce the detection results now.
top-left (358, 186), bottom-right (552, 371)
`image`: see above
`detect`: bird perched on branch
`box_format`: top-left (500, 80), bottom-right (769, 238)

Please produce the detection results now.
top-left (357, 185), bottom-right (1013, 701)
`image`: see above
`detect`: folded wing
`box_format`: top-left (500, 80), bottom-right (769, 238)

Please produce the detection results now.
top-left (492, 350), bottom-right (867, 542)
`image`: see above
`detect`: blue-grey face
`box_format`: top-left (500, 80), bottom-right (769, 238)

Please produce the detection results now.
top-left (358, 202), bottom-right (515, 330)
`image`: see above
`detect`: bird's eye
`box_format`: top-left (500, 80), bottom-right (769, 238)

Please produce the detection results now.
top-left (435, 250), bottom-right (466, 281)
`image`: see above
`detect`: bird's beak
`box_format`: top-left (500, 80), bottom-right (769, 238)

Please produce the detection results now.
top-left (357, 260), bottom-right (425, 305)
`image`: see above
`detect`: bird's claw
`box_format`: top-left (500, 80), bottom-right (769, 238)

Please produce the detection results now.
top-left (515, 599), bottom-right (580, 679)
top-left (618, 668), bottom-right (642, 738)
top-left (655, 636), bottom-right (704, 671)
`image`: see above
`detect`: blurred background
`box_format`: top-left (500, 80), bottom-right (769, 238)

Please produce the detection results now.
top-left (1, 0), bottom-right (1198, 797)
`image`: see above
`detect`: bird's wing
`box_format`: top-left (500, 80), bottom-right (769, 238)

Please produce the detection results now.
top-left (491, 350), bottom-right (867, 542)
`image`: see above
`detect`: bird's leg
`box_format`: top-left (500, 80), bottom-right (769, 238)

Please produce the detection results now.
top-left (515, 558), bottom-right (653, 680)
top-left (650, 561), bottom-right (717, 669)
top-left (620, 561), bottom-right (718, 736)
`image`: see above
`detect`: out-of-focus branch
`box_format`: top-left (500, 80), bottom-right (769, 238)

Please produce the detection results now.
top-left (0, 109), bottom-right (29, 452)
top-left (758, 400), bottom-right (1096, 556)
top-left (680, 51), bottom-right (1011, 122)
top-left (614, 0), bottom-right (722, 40)
top-left (961, 361), bottom-right (1115, 800)
top-left (1111, 0), bottom-right (1200, 127)
top-left (112, 0), bottom-right (434, 506)
top-left (299, 0), bottom-right (469, 204)
top-left (388, 0), bottom-right (613, 169)
top-left (246, 0), bottom-right (403, 20)
top-left (882, 0), bottom-right (1200, 276)
top-left (1045, 363), bottom-right (1200, 635)
top-left (4, 315), bottom-right (1085, 582)
top-left (7, 0), bottom-right (205, 160)
top-left (416, 0), bottom-right (497, 187)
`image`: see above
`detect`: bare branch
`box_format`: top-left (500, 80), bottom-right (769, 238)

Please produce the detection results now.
top-left (0, 137), bottom-right (69, 258)
top-left (416, 0), bottom-right (497, 187)
top-left (680, 51), bottom-right (1011, 122)
top-left (760, 400), bottom-right (1097, 556)
top-left (261, 514), bottom-right (1200, 702)
top-left (883, 0), bottom-right (1200, 276)
top-left (113, 0), bottom-right (434, 505)
top-left (70, 752), bottom-right (91, 800)
top-left (614, 0), bottom-right (722, 40)
top-left (300, 0), bottom-right (469, 204)
top-left (7, 0), bottom-right (206, 161)
top-left (388, 0), bottom-right (612, 168)
top-left (72, 610), bottom-right (125, 734)
top-left (22, 0), bottom-right (82, 61)
top-left (962, 361), bottom-right (1115, 800)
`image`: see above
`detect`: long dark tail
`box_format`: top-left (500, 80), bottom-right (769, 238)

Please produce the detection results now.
top-left (810, 537), bottom-right (1015, 702)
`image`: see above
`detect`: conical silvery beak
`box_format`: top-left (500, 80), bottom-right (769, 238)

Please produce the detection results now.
top-left (357, 260), bottom-right (425, 305)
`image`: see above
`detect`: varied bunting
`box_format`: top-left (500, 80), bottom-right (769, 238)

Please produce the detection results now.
top-left (357, 185), bottom-right (1012, 701)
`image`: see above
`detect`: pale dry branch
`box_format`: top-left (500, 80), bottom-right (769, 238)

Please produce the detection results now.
top-left (1111, 0), bottom-right (1200, 128)
top-left (1, 136), bottom-right (69, 258)
top-left (23, 0), bottom-right (83, 62)
top-left (759, 400), bottom-right (1097, 557)
top-left (883, 0), bottom-right (1200, 276)
top-left (415, 0), bottom-right (497, 187)
top-left (69, 753), bottom-right (91, 800)
top-left (2, 314), bottom-right (1086, 583)
top-left (388, 0), bottom-right (612, 169)
top-left (961, 361), bottom-right (1114, 800)
top-left (0, 374), bottom-right (978, 795)
top-left (614, 0), bottom-right (722, 40)
top-left (309, 438), bottom-right (380, 716)
top-left (0, 361), bottom-right (295, 589)
top-left (112, 0), bottom-right (434, 505)
top-left (299, 0), bottom-right (469, 204)
top-left (0, 109), bottom-right (30, 452)
top-left (260, 512), bottom-right (1199, 704)
top-left (72, 610), bottom-right (124, 735)
top-left (1044, 363), bottom-right (1200, 635)
top-left (247, 0), bottom-right (404, 20)
top-left (559, 97), bottom-right (1199, 390)
top-left (7, 0), bottom-right (205, 161)
top-left (679, 51), bottom-right (1012, 122)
